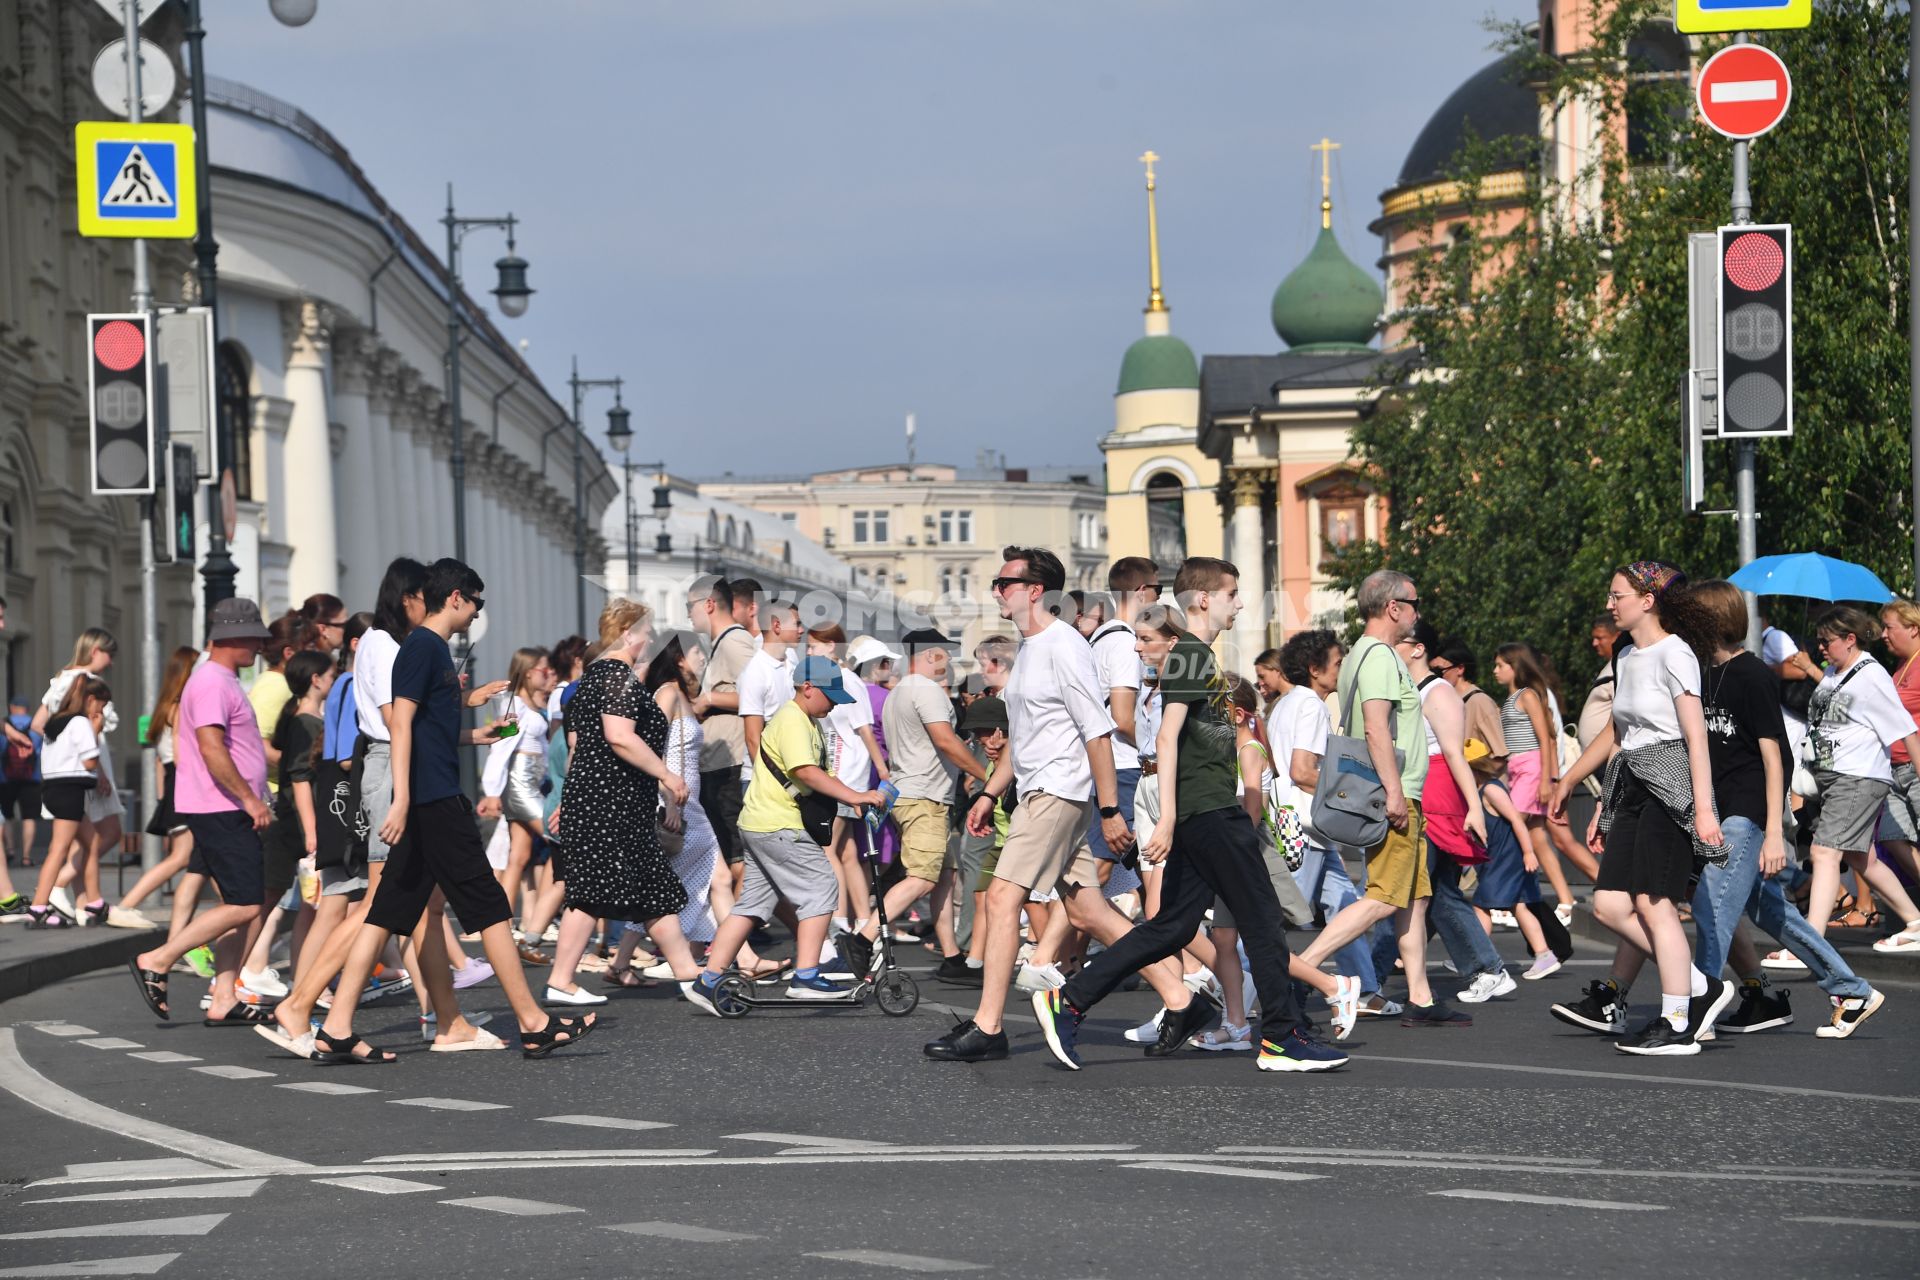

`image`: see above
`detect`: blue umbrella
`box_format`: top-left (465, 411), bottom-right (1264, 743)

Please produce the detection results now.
top-left (1727, 553), bottom-right (1896, 603)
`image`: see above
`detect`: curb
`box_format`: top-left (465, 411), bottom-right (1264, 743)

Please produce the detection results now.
top-left (0, 930), bottom-right (150, 1005)
top-left (1566, 903), bottom-right (1918, 985)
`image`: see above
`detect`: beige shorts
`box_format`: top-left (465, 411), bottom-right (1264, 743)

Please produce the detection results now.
top-left (894, 797), bottom-right (953, 882)
top-left (991, 791), bottom-right (1101, 894)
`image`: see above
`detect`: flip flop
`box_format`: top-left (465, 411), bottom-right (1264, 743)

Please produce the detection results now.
top-left (127, 957), bottom-right (170, 1021)
top-left (204, 1004), bottom-right (273, 1027)
top-left (254, 1021), bottom-right (315, 1059)
top-left (429, 1027), bottom-right (508, 1053)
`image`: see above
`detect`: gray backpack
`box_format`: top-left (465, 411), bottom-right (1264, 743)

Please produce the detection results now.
top-left (1310, 643), bottom-right (1406, 850)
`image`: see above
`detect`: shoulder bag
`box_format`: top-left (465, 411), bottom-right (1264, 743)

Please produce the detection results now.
top-left (1310, 643), bottom-right (1405, 851)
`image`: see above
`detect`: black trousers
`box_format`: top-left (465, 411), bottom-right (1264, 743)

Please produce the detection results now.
top-left (1061, 805), bottom-right (1301, 1045)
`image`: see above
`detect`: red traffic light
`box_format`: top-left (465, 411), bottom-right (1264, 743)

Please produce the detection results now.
top-left (1723, 232), bottom-right (1784, 292)
top-left (93, 318), bottom-right (146, 370)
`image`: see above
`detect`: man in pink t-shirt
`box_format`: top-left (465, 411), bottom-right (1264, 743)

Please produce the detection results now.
top-left (128, 599), bottom-right (273, 1027)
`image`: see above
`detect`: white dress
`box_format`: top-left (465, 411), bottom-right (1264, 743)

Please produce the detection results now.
top-left (665, 715), bottom-right (719, 943)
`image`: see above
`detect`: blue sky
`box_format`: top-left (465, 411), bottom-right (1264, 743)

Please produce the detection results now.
top-left (211, 0), bottom-right (1535, 476)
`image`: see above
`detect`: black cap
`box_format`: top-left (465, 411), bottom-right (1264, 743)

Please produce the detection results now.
top-left (962, 695), bottom-right (1008, 736)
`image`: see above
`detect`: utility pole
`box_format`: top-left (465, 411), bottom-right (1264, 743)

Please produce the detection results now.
top-left (1730, 31), bottom-right (1761, 652)
top-left (183, 0), bottom-right (235, 610)
top-left (1910, 7), bottom-right (1919, 595)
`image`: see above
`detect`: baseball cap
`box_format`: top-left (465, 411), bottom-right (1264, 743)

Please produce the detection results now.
top-left (206, 597), bottom-right (271, 643)
top-left (961, 695), bottom-right (1008, 736)
top-left (795, 654), bottom-right (856, 704)
top-left (846, 635), bottom-right (903, 667)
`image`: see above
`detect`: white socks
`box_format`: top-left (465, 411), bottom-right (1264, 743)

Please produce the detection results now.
top-left (1688, 966), bottom-right (1709, 998)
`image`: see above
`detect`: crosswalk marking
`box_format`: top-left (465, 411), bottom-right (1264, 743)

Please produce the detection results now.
top-left (191, 1066), bottom-right (274, 1081)
top-left (388, 1096), bottom-right (508, 1112)
top-left (64, 1159), bottom-right (222, 1180)
top-left (604, 1222), bottom-right (760, 1242)
top-left (724, 1132), bottom-right (889, 1148)
top-left (30, 1180), bottom-right (266, 1205)
top-left (1784, 1215), bottom-right (1920, 1231)
top-left (29, 1023), bottom-right (98, 1038)
top-left (312, 1175), bottom-right (441, 1195)
top-left (126, 1051), bottom-right (200, 1065)
top-left (442, 1196), bottom-right (582, 1216)
top-left (77, 1038), bottom-right (143, 1051)
top-left (802, 1250), bottom-right (986, 1273)
top-left (0, 1213), bottom-right (229, 1241)
top-left (1126, 1162), bottom-right (1326, 1183)
top-left (367, 1148), bottom-right (713, 1164)
top-left (538, 1114), bottom-right (673, 1132)
top-left (277, 1081), bottom-right (377, 1096)
top-left (0, 1254), bottom-right (181, 1277)
top-left (1429, 1189), bottom-right (1666, 1211)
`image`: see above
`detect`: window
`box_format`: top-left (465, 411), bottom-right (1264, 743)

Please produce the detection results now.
top-left (938, 565), bottom-right (954, 597)
top-left (1075, 512), bottom-right (1100, 549)
top-left (957, 566), bottom-right (971, 597)
top-left (852, 509), bottom-right (889, 544)
top-left (1144, 472), bottom-right (1186, 567)
top-left (0, 500), bottom-right (13, 572)
top-left (938, 509), bottom-right (973, 543)
top-left (216, 342), bottom-right (253, 501)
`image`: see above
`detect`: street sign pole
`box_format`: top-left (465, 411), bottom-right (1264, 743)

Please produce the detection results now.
top-left (1729, 31), bottom-right (1761, 652)
top-left (1910, 5), bottom-right (1920, 596)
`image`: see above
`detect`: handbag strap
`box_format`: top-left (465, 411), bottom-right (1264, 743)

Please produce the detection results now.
top-left (1337, 641), bottom-right (1399, 745)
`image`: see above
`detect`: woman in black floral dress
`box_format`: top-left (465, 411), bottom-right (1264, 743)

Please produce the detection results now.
top-left (546, 600), bottom-right (698, 1003)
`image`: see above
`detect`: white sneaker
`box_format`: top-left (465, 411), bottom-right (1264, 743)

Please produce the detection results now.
top-left (1870, 926), bottom-right (1920, 954)
top-left (540, 924), bottom-right (560, 944)
top-left (1123, 1008), bottom-right (1166, 1043)
top-left (1457, 970), bottom-right (1516, 1004)
top-left (544, 984), bottom-right (608, 1006)
top-left (1762, 949), bottom-right (1809, 971)
top-left (241, 966), bottom-right (289, 998)
top-left (106, 906), bottom-right (157, 930)
top-left (1554, 902), bottom-right (1574, 927)
top-left (1815, 988), bottom-right (1886, 1038)
top-left (1190, 1020), bottom-right (1252, 1051)
top-left (1014, 962), bottom-right (1065, 993)
top-left (1523, 953), bottom-right (1564, 981)
top-left (640, 960), bottom-right (677, 980)
top-left (1489, 909), bottom-right (1519, 930)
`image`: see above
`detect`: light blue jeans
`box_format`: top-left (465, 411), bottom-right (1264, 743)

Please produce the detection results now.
top-left (1293, 843), bottom-right (1380, 993)
top-left (1698, 816), bottom-right (1871, 999)
top-left (1427, 842), bottom-right (1504, 979)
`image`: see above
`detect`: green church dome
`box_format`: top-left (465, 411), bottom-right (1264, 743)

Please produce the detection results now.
top-left (1270, 226), bottom-right (1384, 352)
top-left (1117, 333), bottom-right (1200, 394)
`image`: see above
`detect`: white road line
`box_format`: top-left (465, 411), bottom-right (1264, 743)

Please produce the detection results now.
top-left (276, 1082), bottom-right (377, 1096)
top-left (1127, 1161), bottom-right (1325, 1183)
top-left (125, 1052), bottom-right (199, 1065)
top-left (1374, 1053), bottom-right (1920, 1106)
top-left (0, 1254), bottom-right (181, 1278)
top-left (1722, 1164), bottom-right (1916, 1177)
top-left (803, 1250), bottom-right (986, 1273)
top-left (442, 1196), bottom-right (583, 1216)
top-left (538, 1114), bottom-right (673, 1132)
top-left (1785, 1215), bottom-right (1920, 1231)
top-left (723, 1132), bottom-right (890, 1148)
top-left (30, 1180), bottom-right (266, 1205)
top-left (312, 1175), bottom-right (441, 1195)
top-left (0, 1213), bottom-right (230, 1240)
top-left (1220, 1146), bottom-right (1600, 1166)
top-left (775, 1144), bottom-right (1137, 1157)
top-left (191, 1066), bottom-right (274, 1081)
top-left (77, 1038), bottom-right (143, 1051)
top-left (366, 1148), bottom-right (715, 1163)
top-left (0, 1029), bottom-right (310, 1174)
top-left (604, 1222), bottom-right (762, 1242)
top-left (65, 1160), bottom-right (222, 1180)
top-left (1431, 1189), bottom-right (1666, 1211)
top-left (1220, 1154), bottom-right (1920, 1189)
top-left (30, 1024), bottom-right (98, 1038)
top-left (387, 1096), bottom-right (508, 1112)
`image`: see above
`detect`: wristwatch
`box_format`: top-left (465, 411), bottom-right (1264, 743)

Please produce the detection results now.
top-left (1099, 804), bottom-right (1122, 819)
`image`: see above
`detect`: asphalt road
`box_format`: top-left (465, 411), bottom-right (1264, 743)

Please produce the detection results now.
top-left (2, 930), bottom-right (1916, 1280)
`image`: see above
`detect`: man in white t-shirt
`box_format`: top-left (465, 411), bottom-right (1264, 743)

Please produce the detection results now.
top-left (739, 601), bottom-right (800, 785)
top-left (925, 547), bottom-right (1194, 1063)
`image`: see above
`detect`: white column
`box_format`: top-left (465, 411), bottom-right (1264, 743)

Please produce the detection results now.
top-left (330, 330), bottom-right (382, 605)
top-left (364, 356), bottom-right (402, 568)
top-left (281, 302), bottom-right (339, 601)
top-left (423, 426), bottom-right (451, 560)
top-left (1227, 469), bottom-right (1268, 675)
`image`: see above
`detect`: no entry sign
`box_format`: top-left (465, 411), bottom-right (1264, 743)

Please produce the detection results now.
top-left (1695, 43), bottom-right (1792, 140)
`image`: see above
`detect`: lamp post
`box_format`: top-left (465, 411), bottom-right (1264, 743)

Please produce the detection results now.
top-left (601, 396), bottom-right (677, 581)
top-left (568, 360), bottom-right (625, 633)
top-left (442, 186), bottom-right (532, 568)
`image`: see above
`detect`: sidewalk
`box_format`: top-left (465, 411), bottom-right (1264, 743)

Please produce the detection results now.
top-left (0, 920), bottom-right (151, 1004)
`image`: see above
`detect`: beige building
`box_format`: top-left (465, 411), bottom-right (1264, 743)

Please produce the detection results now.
top-left (698, 460), bottom-right (1105, 662)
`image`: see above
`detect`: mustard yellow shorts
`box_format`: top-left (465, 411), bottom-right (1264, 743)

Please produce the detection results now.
top-left (893, 797), bottom-right (953, 882)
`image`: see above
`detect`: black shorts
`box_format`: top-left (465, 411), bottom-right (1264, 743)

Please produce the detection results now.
top-left (700, 769), bottom-right (746, 865)
top-left (1596, 768), bottom-right (1698, 904)
top-left (1, 779), bottom-right (43, 819)
top-left (364, 796), bottom-right (512, 936)
top-left (40, 779), bottom-right (89, 823)
top-left (184, 809), bottom-right (267, 907)
top-left (262, 807), bottom-right (303, 905)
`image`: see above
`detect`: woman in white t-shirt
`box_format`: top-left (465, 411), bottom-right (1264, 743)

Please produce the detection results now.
top-left (24, 676), bottom-right (111, 928)
top-left (30, 629), bottom-right (123, 925)
top-left (1802, 606), bottom-right (1920, 951)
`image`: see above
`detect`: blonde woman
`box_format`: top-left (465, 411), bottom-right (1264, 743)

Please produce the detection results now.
top-left (31, 629), bottom-right (124, 924)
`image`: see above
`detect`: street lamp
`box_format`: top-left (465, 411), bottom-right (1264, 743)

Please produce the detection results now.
top-left (442, 186), bottom-right (531, 571)
top-left (568, 360), bottom-right (623, 634)
top-left (268, 0), bottom-right (318, 25)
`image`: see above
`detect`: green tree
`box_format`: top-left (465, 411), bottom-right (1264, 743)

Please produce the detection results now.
top-left (1335, 0), bottom-right (1911, 691)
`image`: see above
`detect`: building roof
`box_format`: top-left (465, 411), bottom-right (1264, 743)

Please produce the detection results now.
top-left (1269, 227), bottom-right (1385, 352)
top-left (1394, 53), bottom-right (1538, 190)
top-left (1117, 333), bottom-right (1201, 394)
top-left (606, 475), bottom-right (851, 587)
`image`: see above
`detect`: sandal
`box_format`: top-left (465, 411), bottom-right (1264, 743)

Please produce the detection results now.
top-left (127, 957), bottom-right (170, 1020)
top-left (739, 958), bottom-right (789, 981)
top-left (520, 1012), bottom-right (595, 1059)
top-left (517, 943), bottom-right (551, 966)
top-left (312, 1030), bottom-right (397, 1065)
top-left (1835, 908), bottom-right (1879, 930)
top-left (204, 1003), bottom-right (273, 1027)
top-left (601, 967), bottom-right (651, 989)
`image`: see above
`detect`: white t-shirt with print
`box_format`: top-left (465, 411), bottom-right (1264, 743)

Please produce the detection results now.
top-left (1088, 621), bottom-right (1143, 772)
top-left (42, 716), bottom-right (101, 780)
top-left (1809, 655), bottom-right (1914, 783)
top-left (825, 664), bottom-right (875, 792)
top-left (1612, 634), bottom-right (1702, 751)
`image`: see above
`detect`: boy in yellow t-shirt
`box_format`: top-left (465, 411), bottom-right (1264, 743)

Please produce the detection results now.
top-left (688, 656), bottom-right (887, 1012)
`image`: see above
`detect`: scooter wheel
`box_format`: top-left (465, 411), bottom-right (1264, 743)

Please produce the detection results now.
top-left (874, 970), bottom-right (920, 1017)
top-left (714, 974), bottom-right (753, 1019)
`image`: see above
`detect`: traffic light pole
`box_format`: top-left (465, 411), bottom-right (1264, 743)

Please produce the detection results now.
top-left (1729, 31), bottom-right (1761, 653)
top-left (1909, 7), bottom-right (1920, 596)
top-left (184, 0), bottom-right (237, 611)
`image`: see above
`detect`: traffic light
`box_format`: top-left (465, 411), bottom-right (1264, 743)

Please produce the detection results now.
top-left (87, 312), bottom-right (156, 494)
top-left (1716, 224), bottom-right (1792, 438)
top-left (168, 442), bottom-right (196, 563)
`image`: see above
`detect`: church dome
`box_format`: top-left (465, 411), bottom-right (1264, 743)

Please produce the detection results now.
top-left (1395, 53), bottom-right (1537, 190)
top-left (1117, 332), bottom-right (1200, 394)
top-left (1270, 226), bottom-right (1383, 352)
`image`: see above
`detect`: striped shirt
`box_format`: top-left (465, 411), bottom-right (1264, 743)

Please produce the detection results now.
top-left (1501, 690), bottom-right (1542, 754)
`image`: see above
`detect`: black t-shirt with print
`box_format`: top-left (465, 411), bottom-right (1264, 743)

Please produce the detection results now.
top-left (1703, 651), bottom-right (1787, 825)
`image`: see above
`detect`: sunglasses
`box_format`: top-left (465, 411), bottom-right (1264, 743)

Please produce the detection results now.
top-left (991, 576), bottom-right (1040, 594)
top-left (466, 595), bottom-right (485, 615)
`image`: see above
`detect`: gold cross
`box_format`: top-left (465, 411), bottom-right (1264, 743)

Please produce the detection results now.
top-left (1140, 150), bottom-right (1159, 190)
top-left (1311, 137), bottom-right (1340, 228)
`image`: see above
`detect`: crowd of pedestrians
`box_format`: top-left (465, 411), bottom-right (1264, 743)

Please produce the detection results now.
top-left (0, 542), bottom-right (1909, 1071)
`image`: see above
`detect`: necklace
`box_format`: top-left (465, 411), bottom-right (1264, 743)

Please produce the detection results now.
top-left (1897, 651), bottom-right (1920, 689)
top-left (1706, 653), bottom-right (1734, 708)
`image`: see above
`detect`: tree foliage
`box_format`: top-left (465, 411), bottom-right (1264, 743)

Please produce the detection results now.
top-left (1334, 0), bottom-right (1911, 690)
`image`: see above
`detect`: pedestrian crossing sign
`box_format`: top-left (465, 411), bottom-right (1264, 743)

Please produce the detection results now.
top-left (1675, 0), bottom-right (1813, 34)
top-left (75, 121), bottom-right (197, 239)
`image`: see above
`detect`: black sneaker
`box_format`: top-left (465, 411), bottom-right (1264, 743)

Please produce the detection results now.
top-left (1717, 982), bottom-right (1792, 1034)
top-left (935, 954), bottom-right (983, 987)
top-left (1687, 975), bottom-right (1738, 1044)
top-left (922, 1019), bottom-right (1009, 1062)
top-left (1400, 1000), bottom-right (1473, 1028)
top-left (1146, 991), bottom-right (1219, 1057)
top-left (1551, 980), bottom-right (1627, 1035)
top-left (836, 931), bottom-right (876, 979)
top-left (1615, 1016), bottom-right (1701, 1056)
